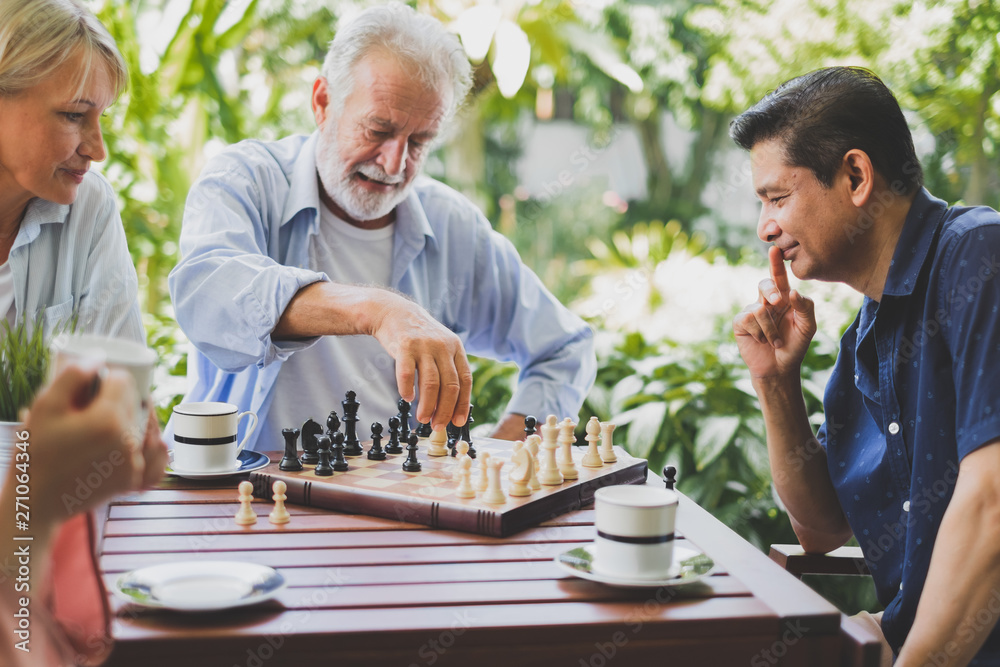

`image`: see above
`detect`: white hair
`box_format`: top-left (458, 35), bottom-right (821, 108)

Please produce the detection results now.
top-left (321, 2), bottom-right (472, 129)
top-left (0, 0), bottom-right (127, 98)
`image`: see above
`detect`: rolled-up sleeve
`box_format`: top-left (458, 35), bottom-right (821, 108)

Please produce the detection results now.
top-left (169, 154), bottom-right (326, 372)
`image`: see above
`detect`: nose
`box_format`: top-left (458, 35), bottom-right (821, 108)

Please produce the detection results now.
top-left (78, 118), bottom-right (107, 163)
top-left (757, 208), bottom-right (780, 244)
top-left (377, 137), bottom-right (407, 176)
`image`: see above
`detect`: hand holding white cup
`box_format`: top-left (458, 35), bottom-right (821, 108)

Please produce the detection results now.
top-left (593, 485), bottom-right (679, 580)
top-left (171, 402), bottom-right (258, 473)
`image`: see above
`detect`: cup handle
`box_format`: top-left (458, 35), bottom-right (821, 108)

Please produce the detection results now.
top-left (235, 411), bottom-right (258, 456)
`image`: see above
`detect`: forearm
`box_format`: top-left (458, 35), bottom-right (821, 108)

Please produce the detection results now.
top-left (491, 413), bottom-right (527, 441)
top-left (896, 452), bottom-right (1000, 666)
top-left (272, 281), bottom-right (399, 340)
top-left (755, 374), bottom-right (851, 551)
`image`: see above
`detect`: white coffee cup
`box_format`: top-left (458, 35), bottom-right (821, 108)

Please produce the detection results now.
top-left (49, 333), bottom-right (157, 442)
top-left (171, 402), bottom-right (258, 473)
top-left (593, 485), bottom-right (678, 580)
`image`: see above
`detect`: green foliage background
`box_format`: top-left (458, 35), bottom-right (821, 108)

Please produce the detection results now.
top-left (75, 0), bottom-right (999, 614)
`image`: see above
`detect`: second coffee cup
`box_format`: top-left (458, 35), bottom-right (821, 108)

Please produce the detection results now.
top-left (171, 402), bottom-right (258, 473)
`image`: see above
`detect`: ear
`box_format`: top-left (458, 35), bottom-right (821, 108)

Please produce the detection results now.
top-left (312, 77), bottom-right (330, 128)
top-left (842, 149), bottom-right (875, 207)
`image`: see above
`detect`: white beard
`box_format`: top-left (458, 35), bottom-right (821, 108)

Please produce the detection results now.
top-left (315, 117), bottom-right (418, 222)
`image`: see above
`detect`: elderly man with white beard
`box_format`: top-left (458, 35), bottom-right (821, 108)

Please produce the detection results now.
top-left (167, 2), bottom-right (596, 450)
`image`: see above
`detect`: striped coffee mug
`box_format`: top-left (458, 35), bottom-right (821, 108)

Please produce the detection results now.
top-left (593, 485), bottom-right (678, 580)
top-left (171, 402), bottom-right (257, 472)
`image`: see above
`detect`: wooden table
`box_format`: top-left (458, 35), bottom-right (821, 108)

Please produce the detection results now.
top-left (97, 456), bottom-right (866, 666)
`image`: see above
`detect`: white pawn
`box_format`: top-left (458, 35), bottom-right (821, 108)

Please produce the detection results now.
top-left (482, 458), bottom-right (506, 504)
top-left (456, 457), bottom-right (476, 498)
top-left (235, 480), bottom-right (257, 526)
top-left (428, 428), bottom-right (448, 457)
top-left (269, 480), bottom-right (290, 525)
top-left (538, 415), bottom-right (563, 486)
top-left (581, 416), bottom-right (604, 468)
top-left (600, 421), bottom-right (618, 463)
top-left (558, 417), bottom-right (579, 480)
top-left (453, 440), bottom-right (471, 482)
top-left (526, 434), bottom-right (542, 491)
top-left (508, 442), bottom-right (533, 497)
top-left (474, 451), bottom-right (491, 492)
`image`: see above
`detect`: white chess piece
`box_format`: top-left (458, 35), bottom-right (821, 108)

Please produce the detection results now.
top-left (474, 451), bottom-right (491, 492)
top-left (427, 428), bottom-right (448, 457)
top-left (508, 442), bottom-right (533, 497)
top-left (525, 434), bottom-right (542, 491)
top-left (269, 480), bottom-right (290, 525)
top-left (557, 418), bottom-right (579, 480)
top-left (453, 440), bottom-right (471, 482)
top-left (581, 416), bottom-right (604, 468)
top-left (482, 458), bottom-right (506, 504)
top-left (600, 421), bottom-right (617, 463)
top-left (235, 480), bottom-right (257, 525)
top-left (456, 457), bottom-right (476, 498)
top-left (538, 415), bottom-right (563, 485)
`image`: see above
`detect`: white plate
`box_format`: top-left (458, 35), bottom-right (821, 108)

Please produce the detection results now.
top-left (555, 543), bottom-right (715, 588)
top-left (166, 450), bottom-right (270, 480)
top-left (114, 561), bottom-right (286, 612)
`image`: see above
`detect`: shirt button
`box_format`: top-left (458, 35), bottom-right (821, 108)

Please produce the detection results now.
top-left (903, 501), bottom-right (910, 512)
top-left (888, 422), bottom-right (900, 435)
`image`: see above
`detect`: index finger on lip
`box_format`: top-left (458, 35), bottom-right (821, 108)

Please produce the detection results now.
top-left (768, 245), bottom-right (791, 296)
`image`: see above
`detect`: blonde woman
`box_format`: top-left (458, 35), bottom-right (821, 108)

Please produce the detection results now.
top-left (0, 0), bottom-right (142, 341)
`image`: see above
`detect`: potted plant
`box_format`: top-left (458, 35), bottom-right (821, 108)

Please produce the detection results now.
top-left (0, 317), bottom-right (50, 465)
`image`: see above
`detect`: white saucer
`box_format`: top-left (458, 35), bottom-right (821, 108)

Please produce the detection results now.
top-left (166, 450), bottom-right (270, 480)
top-left (114, 560), bottom-right (286, 612)
top-left (555, 543), bottom-right (715, 588)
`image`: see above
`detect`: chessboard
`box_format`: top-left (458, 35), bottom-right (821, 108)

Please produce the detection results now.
top-left (249, 437), bottom-right (648, 537)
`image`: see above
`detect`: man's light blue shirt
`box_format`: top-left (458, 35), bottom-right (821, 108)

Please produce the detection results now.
top-left (168, 133), bottom-right (596, 450)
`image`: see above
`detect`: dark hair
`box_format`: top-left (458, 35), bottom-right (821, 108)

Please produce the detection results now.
top-left (730, 67), bottom-right (923, 194)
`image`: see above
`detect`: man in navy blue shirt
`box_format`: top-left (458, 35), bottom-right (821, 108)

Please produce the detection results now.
top-left (731, 66), bottom-right (1000, 666)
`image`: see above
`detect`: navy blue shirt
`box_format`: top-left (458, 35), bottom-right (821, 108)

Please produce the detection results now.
top-left (820, 188), bottom-right (1000, 660)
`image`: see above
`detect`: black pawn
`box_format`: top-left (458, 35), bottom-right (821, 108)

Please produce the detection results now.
top-left (326, 410), bottom-right (341, 438)
top-left (663, 465), bottom-right (677, 490)
top-left (368, 422), bottom-right (387, 460)
top-left (402, 433), bottom-right (421, 472)
top-left (523, 415), bottom-right (537, 438)
top-left (279, 428), bottom-right (303, 471)
top-left (396, 398), bottom-right (412, 442)
top-left (416, 421), bottom-right (432, 438)
top-left (342, 391), bottom-right (362, 456)
top-left (314, 435), bottom-right (334, 476)
top-left (385, 416), bottom-right (403, 454)
top-left (331, 432), bottom-right (349, 472)
top-left (461, 405), bottom-right (476, 458)
top-left (301, 418), bottom-right (323, 465)
top-left (446, 422), bottom-right (461, 456)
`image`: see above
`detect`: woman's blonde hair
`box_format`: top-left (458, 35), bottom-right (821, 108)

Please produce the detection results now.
top-left (0, 0), bottom-right (127, 98)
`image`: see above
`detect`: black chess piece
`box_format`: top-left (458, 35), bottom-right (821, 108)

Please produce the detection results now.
top-left (446, 422), bottom-right (461, 457)
top-left (314, 435), bottom-right (334, 476)
top-left (342, 391), bottom-right (363, 456)
top-left (396, 398), bottom-right (411, 442)
top-left (368, 422), bottom-right (387, 460)
top-left (279, 428), bottom-right (303, 471)
top-left (523, 415), bottom-right (537, 438)
top-left (461, 405), bottom-right (476, 458)
top-left (331, 432), bottom-right (349, 472)
top-left (402, 433), bottom-right (421, 472)
top-left (385, 416), bottom-right (403, 454)
top-left (416, 421), bottom-right (432, 438)
top-left (663, 465), bottom-right (677, 490)
top-left (301, 418), bottom-right (323, 465)
top-left (326, 410), bottom-right (341, 438)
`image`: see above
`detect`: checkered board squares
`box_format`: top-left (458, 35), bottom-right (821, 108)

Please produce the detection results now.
top-left (250, 437), bottom-right (648, 537)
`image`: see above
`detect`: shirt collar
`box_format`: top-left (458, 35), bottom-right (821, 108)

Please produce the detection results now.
top-left (13, 197), bottom-right (68, 252)
top-left (394, 176), bottom-right (438, 251)
top-left (881, 187), bottom-right (948, 298)
top-left (281, 132), bottom-right (322, 232)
